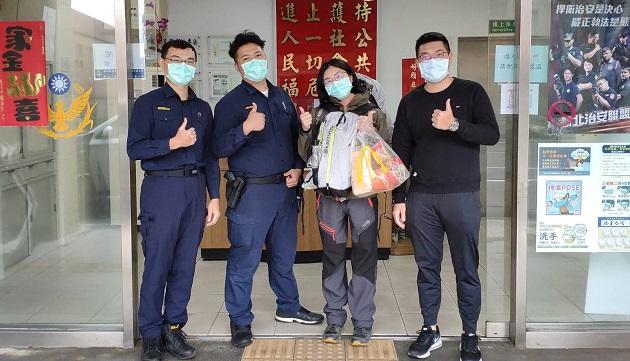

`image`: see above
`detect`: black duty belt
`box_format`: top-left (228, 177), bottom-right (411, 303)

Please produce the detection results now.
top-left (145, 167), bottom-right (202, 177)
top-left (246, 173), bottom-right (286, 184)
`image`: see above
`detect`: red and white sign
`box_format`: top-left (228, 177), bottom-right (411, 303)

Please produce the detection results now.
top-left (547, 99), bottom-right (575, 128)
top-left (0, 21), bottom-right (48, 126)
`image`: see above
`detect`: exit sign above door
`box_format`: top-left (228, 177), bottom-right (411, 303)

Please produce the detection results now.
top-left (490, 20), bottom-right (515, 34)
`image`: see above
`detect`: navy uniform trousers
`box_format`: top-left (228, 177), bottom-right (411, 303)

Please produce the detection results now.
top-left (406, 191), bottom-right (482, 334)
top-left (225, 182), bottom-right (301, 326)
top-left (138, 172), bottom-right (206, 338)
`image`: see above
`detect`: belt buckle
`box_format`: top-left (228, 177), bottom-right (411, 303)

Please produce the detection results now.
top-left (191, 169), bottom-right (198, 175)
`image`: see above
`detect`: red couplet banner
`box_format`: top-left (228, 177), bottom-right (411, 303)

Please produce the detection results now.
top-left (276, 0), bottom-right (377, 104)
top-left (0, 21), bottom-right (48, 127)
top-left (401, 58), bottom-right (424, 96)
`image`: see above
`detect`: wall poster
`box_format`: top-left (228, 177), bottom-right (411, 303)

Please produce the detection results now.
top-left (536, 143), bottom-right (630, 252)
top-left (276, 0), bottom-right (377, 112)
top-left (548, 0), bottom-right (630, 135)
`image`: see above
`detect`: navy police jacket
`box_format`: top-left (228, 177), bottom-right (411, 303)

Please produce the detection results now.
top-left (212, 80), bottom-right (304, 178)
top-left (127, 83), bottom-right (220, 199)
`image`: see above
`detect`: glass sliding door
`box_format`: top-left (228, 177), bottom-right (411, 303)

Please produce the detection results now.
top-left (0, 0), bottom-right (126, 345)
top-left (522, 0), bottom-right (630, 348)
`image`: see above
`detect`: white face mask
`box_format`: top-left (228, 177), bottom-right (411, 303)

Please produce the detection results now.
top-left (419, 58), bottom-right (449, 82)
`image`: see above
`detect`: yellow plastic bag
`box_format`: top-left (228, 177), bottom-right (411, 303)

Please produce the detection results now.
top-left (351, 128), bottom-right (410, 197)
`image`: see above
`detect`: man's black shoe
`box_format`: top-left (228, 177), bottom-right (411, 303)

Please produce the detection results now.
top-left (408, 325), bottom-right (442, 359)
top-left (275, 306), bottom-right (324, 325)
top-left (230, 323), bottom-right (253, 348)
top-left (460, 332), bottom-right (482, 361)
top-left (161, 323), bottom-right (196, 360)
top-left (141, 337), bottom-right (162, 361)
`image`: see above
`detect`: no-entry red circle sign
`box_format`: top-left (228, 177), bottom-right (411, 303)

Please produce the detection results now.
top-left (547, 99), bottom-right (576, 127)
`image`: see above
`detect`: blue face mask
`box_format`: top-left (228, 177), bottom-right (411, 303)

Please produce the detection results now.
top-left (419, 58), bottom-right (449, 82)
top-left (166, 62), bottom-right (195, 86)
top-left (241, 59), bottom-right (268, 82)
top-left (325, 77), bottom-right (353, 100)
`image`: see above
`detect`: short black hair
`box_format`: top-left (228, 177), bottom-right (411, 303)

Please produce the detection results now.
top-left (228, 30), bottom-right (266, 62)
top-left (415, 32), bottom-right (451, 58)
top-left (316, 58), bottom-right (365, 107)
top-left (161, 39), bottom-right (197, 61)
top-left (587, 30), bottom-right (599, 38)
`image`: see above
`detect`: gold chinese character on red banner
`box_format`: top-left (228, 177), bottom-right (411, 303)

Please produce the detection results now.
top-left (306, 55), bottom-right (323, 70)
top-left (281, 31), bottom-right (299, 45)
top-left (305, 78), bottom-right (318, 97)
top-left (355, 1), bottom-right (372, 22)
top-left (355, 28), bottom-right (372, 48)
top-left (282, 77), bottom-right (300, 97)
top-left (355, 52), bottom-right (371, 72)
top-left (330, 29), bottom-right (346, 47)
top-left (307, 3), bottom-right (320, 21)
top-left (331, 2), bottom-right (347, 23)
top-left (283, 53), bottom-right (300, 73)
top-left (281, 2), bottom-right (298, 22)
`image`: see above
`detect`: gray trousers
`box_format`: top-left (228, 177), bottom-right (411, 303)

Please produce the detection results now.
top-left (317, 194), bottom-right (379, 328)
top-left (407, 191), bottom-right (482, 334)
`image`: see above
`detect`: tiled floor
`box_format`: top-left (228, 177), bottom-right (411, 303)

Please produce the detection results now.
top-left (1, 218), bottom-right (628, 337)
top-left (164, 218), bottom-right (514, 337)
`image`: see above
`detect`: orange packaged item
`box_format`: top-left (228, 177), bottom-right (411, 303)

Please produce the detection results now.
top-left (351, 128), bottom-right (409, 198)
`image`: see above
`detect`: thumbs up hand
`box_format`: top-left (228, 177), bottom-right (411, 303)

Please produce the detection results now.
top-left (431, 98), bottom-right (455, 130)
top-left (357, 110), bottom-right (377, 132)
top-left (298, 106), bottom-right (312, 132)
top-left (170, 118), bottom-right (197, 150)
top-left (243, 102), bottom-right (266, 135)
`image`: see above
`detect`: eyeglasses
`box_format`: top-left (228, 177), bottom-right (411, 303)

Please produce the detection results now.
top-left (417, 50), bottom-right (450, 63)
top-left (323, 71), bottom-right (348, 87)
top-left (164, 57), bottom-right (196, 66)
top-left (564, 39), bottom-right (572, 43)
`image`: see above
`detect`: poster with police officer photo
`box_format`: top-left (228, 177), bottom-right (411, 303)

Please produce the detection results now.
top-left (548, 0), bottom-right (630, 134)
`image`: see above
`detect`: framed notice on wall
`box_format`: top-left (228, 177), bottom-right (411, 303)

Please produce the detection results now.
top-left (209, 70), bottom-right (241, 99)
top-left (208, 37), bottom-right (233, 64)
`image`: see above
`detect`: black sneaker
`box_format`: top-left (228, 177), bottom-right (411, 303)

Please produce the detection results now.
top-left (460, 333), bottom-right (482, 361)
top-left (141, 337), bottom-right (162, 361)
top-left (322, 324), bottom-right (343, 344)
top-left (408, 325), bottom-right (442, 359)
top-left (351, 326), bottom-right (372, 347)
top-left (275, 307), bottom-right (324, 325)
top-left (230, 323), bottom-right (253, 348)
top-left (161, 323), bottom-right (196, 360)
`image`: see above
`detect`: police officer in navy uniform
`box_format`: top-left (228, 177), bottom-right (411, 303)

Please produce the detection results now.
top-left (600, 47), bottom-right (622, 89)
top-left (549, 32), bottom-right (583, 82)
top-left (128, 39), bottom-right (221, 361)
top-left (212, 30), bottom-right (324, 348)
top-left (594, 76), bottom-right (618, 110)
top-left (577, 59), bottom-right (597, 113)
top-left (615, 67), bottom-right (630, 107)
top-left (554, 67), bottom-right (583, 112)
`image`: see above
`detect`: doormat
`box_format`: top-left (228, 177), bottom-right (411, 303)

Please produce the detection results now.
top-left (241, 338), bottom-right (397, 361)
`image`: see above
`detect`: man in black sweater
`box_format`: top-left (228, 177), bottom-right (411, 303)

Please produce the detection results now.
top-left (391, 32), bottom-right (500, 361)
